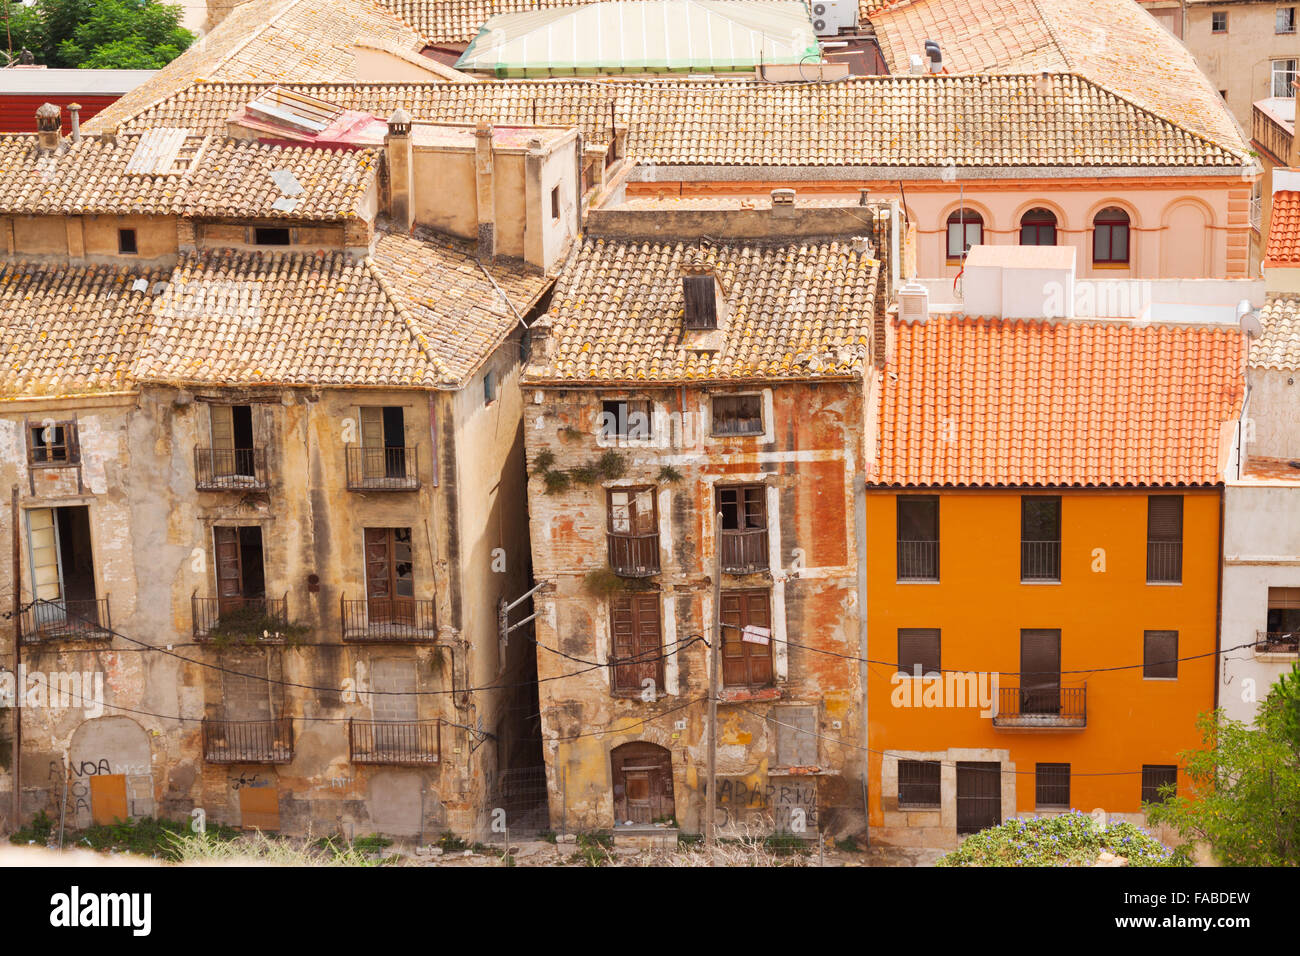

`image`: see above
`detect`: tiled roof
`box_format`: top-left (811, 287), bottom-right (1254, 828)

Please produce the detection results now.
top-left (0, 233), bottom-right (549, 397)
top-left (384, 0), bottom-right (906, 45)
top-left (870, 0), bottom-right (1247, 158)
top-left (1251, 294), bottom-right (1300, 371)
top-left (84, 0), bottom-right (438, 136)
top-left (1264, 191), bottom-right (1300, 267)
top-left (0, 261), bottom-right (161, 398)
top-left (101, 76), bottom-right (1249, 167)
top-left (872, 316), bottom-right (1247, 488)
top-left (524, 235), bottom-right (881, 385)
top-left (0, 132), bottom-right (378, 220)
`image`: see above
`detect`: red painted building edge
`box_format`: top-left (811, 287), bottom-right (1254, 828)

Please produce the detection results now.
top-left (0, 95), bottom-right (121, 133)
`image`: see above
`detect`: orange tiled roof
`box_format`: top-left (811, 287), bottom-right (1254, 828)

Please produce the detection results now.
top-left (524, 233), bottom-right (883, 385)
top-left (1250, 293), bottom-right (1300, 371)
top-left (93, 76), bottom-right (1249, 167)
top-left (0, 232), bottom-right (548, 397)
top-left (0, 132), bottom-right (379, 221)
top-left (872, 316), bottom-right (1247, 488)
top-left (1264, 191), bottom-right (1300, 267)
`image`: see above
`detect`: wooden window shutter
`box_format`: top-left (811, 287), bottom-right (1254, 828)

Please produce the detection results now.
top-left (1148, 496), bottom-right (1183, 541)
top-left (1268, 587), bottom-right (1300, 610)
top-left (897, 628), bottom-right (941, 675)
top-left (610, 593), bottom-right (662, 694)
top-left (1143, 630), bottom-right (1178, 679)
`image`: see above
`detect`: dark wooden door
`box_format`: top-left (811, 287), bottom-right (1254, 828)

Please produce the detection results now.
top-left (1020, 629), bottom-right (1061, 715)
top-left (956, 762), bottom-right (1001, 835)
top-left (611, 594), bottom-right (663, 695)
top-left (611, 742), bottom-right (674, 825)
top-left (720, 590), bottom-right (773, 688)
top-left (364, 528), bottom-right (414, 624)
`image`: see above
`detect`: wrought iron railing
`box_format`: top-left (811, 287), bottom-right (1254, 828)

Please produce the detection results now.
top-left (897, 539), bottom-right (939, 580)
top-left (192, 594), bottom-right (289, 641)
top-left (1021, 540), bottom-right (1061, 581)
top-left (344, 444), bottom-right (420, 491)
top-left (21, 597), bottom-right (111, 643)
top-left (194, 447), bottom-right (268, 491)
top-left (340, 596), bottom-right (438, 642)
top-left (607, 531), bottom-right (660, 577)
top-left (1257, 630), bottom-right (1300, 653)
top-left (1146, 541), bottom-right (1182, 583)
top-left (201, 717), bottom-right (294, 763)
top-left (720, 528), bottom-right (769, 574)
top-left (993, 684), bottom-right (1086, 727)
top-left (348, 719), bottom-right (441, 765)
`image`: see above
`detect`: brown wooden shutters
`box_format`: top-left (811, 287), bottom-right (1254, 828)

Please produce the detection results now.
top-left (897, 628), bottom-right (941, 676)
top-left (606, 487), bottom-right (659, 576)
top-left (610, 593), bottom-right (663, 695)
top-left (718, 484), bottom-right (768, 573)
top-left (720, 589), bottom-right (773, 688)
top-left (1019, 628), bottom-right (1061, 715)
top-left (364, 528), bottom-right (415, 623)
top-left (214, 526), bottom-right (265, 613)
top-left (1147, 496), bottom-right (1183, 583)
top-left (1143, 630), bottom-right (1178, 679)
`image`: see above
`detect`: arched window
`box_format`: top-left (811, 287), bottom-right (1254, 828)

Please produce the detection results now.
top-left (1019, 208), bottom-right (1057, 246)
top-left (946, 209), bottom-right (983, 260)
top-left (1093, 207), bottom-right (1131, 265)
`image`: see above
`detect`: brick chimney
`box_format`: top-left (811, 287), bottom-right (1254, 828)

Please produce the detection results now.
top-left (385, 109), bottom-right (414, 231)
top-left (475, 122), bottom-right (496, 259)
top-left (35, 102), bottom-right (61, 151)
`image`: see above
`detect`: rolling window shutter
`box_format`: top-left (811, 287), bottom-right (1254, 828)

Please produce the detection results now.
top-left (1144, 630), bottom-right (1178, 679)
top-left (1148, 497), bottom-right (1183, 541)
top-left (1268, 587), bottom-right (1300, 610)
top-left (898, 628), bottom-right (940, 675)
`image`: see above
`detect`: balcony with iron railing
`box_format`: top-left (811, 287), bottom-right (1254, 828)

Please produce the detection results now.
top-left (194, 447), bottom-right (269, 491)
top-left (344, 444), bottom-right (420, 491)
top-left (1021, 540), bottom-right (1061, 582)
top-left (607, 531), bottom-right (660, 577)
top-left (992, 684), bottom-right (1087, 729)
top-left (201, 717), bottom-right (294, 764)
top-left (340, 595), bottom-right (438, 642)
top-left (1256, 630), bottom-right (1299, 655)
top-left (348, 719), bottom-right (441, 765)
top-left (192, 593), bottom-right (290, 642)
top-left (897, 539), bottom-right (939, 581)
top-left (20, 597), bottom-right (111, 644)
top-left (720, 528), bottom-right (769, 574)
top-left (1146, 541), bottom-right (1182, 583)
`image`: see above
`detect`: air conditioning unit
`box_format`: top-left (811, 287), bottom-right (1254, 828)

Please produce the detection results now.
top-left (810, 0), bottom-right (858, 36)
top-left (898, 282), bottom-right (929, 324)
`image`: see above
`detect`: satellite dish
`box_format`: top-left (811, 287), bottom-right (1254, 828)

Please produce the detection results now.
top-left (1238, 299), bottom-right (1262, 336)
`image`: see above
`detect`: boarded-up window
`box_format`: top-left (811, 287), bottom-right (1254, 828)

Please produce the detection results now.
top-left (1143, 630), bottom-right (1178, 679)
top-left (1036, 763), bottom-right (1070, 808)
top-left (898, 628), bottom-right (941, 676)
top-left (775, 705), bottom-right (817, 768)
top-left (89, 774), bottom-right (128, 826)
top-left (898, 760), bottom-right (941, 807)
top-left (610, 593), bottom-right (663, 696)
top-left (371, 658), bottom-right (417, 722)
top-left (1141, 764), bottom-right (1177, 804)
top-left (239, 785), bottom-right (281, 830)
top-left (711, 394), bottom-right (763, 436)
top-left (682, 274), bottom-right (718, 329)
top-left (720, 589), bottom-right (773, 688)
top-left (221, 654), bottom-right (272, 721)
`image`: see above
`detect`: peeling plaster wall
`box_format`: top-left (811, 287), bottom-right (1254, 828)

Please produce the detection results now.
top-left (523, 380), bottom-right (868, 836)
top-left (0, 372), bottom-right (527, 838)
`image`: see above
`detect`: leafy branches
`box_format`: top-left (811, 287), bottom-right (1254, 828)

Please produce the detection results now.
top-left (2, 0), bottom-right (194, 69)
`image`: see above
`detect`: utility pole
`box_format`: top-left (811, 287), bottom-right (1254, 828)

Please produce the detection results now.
top-left (10, 484), bottom-right (21, 831)
top-left (705, 512), bottom-right (721, 848)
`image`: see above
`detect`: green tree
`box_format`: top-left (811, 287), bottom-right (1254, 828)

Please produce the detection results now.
top-left (2, 0), bottom-right (193, 69)
top-left (1146, 663), bottom-right (1300, 866)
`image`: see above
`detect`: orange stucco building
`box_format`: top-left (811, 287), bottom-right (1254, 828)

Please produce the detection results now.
top-left (864, 314), bottom-right (1247, 849)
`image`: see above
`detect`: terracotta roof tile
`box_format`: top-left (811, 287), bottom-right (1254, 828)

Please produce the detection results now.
top-left (869, 0), bottom-right (1247, 157)
top-left (0, 232), bottom-right (547, 397)
top-left (0, 132), bottom-right (379, 220)
top-left (1250, 293), bottom-right (1300, 370)
top-left (1264, 191), bottom-right (1300, 267)
top-left (872, 316), bottom-right (1247, 487)
top-left (525, 234), bottom-right (881, 385)
top-left (100, 75), bottom-right (1249, 167)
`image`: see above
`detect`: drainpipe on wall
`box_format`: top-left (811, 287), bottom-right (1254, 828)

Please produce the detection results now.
top-left (1214, 483), bottom-right (1226, 713)
top-left (854, 469), bottom-right (870, 846)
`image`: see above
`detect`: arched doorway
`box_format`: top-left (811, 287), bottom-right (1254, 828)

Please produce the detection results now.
top-left (610, 742), bottom-right (674, 825)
